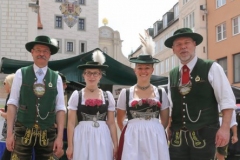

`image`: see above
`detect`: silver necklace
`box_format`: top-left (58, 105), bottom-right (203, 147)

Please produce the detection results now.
top-left (136, 84), bottom-right (151, 90)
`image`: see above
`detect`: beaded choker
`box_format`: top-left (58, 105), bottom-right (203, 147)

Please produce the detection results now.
top-left (136, 84), bottom-right (151, 90)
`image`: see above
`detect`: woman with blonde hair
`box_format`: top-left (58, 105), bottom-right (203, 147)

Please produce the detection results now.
top-left (1, 73), bottom-right (15, 160)
top-left (117, 31), bottom-right (170, 160)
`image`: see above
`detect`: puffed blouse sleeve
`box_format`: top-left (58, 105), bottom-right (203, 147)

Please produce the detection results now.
top-left (116, 88), bottom-right (127, 110)
top-left (67, 90), bottom-right (79, 111)
top-left (106, 91), bottom-right (116, 111)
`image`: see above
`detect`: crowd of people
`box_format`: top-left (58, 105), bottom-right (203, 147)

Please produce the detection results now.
top-left (0, 28), bottom-right (239, 160)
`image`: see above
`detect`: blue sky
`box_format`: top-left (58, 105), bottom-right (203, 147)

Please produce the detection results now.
top-left (99, 0), bottom-right (178, 57)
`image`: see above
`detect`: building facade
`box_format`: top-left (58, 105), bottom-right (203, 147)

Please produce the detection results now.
top-left (130, 0), bottom-right (208, 77)
top-left (207, 0), bottom-right (240, 87)
top-left (0, 0), bottom-right (129, 101)
top-left (38, 0), bottom-right (99, 60)
top-left (99, 25), bottom-right (129, 66)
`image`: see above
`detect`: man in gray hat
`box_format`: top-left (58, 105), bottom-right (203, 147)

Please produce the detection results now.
top-left (6, 35), bottom-right (66, 159)
top-left (165, 28), bottom-right (236, 160)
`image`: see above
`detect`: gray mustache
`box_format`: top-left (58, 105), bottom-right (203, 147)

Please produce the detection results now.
top-left (37, 56), bottom-right (47, 60)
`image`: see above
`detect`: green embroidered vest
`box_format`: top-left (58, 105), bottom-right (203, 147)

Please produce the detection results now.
top-left (17, 65), bottom-right (58, 130)
top-left (170, 58), bottom-right (219, 131)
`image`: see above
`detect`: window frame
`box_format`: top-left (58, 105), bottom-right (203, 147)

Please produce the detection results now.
top-left (183, 12), bottom-right (195, 29)
top-left (65, 39), bottom-right (76, 54)
top-left (55, 15), bottom-right (63, 29)
top-left (216, 22), bottom-right (226, 42)
top-left (183, 0), bottom-right (192, 5)
top-left (233, 53), bottom-right (240, 83)
top-left (78, 18), bottom-right (86, 31)
top-left (216, 0), bottom-right (226, 8)
top-left (232, 15), bottom-right (240, 36)
top-left (79, 40), bottom-right (87, 54)
top-left (55, 38), bottom-right (62, 53)
top-left (217, 57), bottom-right (227, 76)
top-left (79, 0), bottom-right (86, 5)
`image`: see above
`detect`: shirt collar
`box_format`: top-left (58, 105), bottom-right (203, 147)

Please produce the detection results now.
top-left (179, 55), bottom-right (198, 72)
top-left (33, 64), bottom-right (48, 75)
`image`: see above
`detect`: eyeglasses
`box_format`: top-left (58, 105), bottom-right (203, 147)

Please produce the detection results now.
top-left (84, 71), bottom-right (101, 77)
top-left (33, 49), bottom-right (50, 54)
top-left (173, 40), bottom-right (194, 48)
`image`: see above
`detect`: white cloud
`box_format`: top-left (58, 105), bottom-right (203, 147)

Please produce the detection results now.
top-left (99, 0), bottom-right (178, 57)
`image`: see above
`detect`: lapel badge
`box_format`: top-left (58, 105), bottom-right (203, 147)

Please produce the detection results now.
top-left (48, 82), bottom-right (52, 87)
top-left (195, 75), bottom-right (200, 82)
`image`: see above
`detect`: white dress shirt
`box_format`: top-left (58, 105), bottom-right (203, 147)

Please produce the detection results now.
top-left (7, 64), bottom-right (66, 112)
top-left (168, 55), bottom-right (236, 112)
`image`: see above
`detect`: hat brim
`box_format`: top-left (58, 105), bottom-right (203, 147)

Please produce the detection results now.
top-left (129, 58), bottom-right (160, 64)
top-left (25, 42), bottom-right (59, 55)
top-left (164, 33), bottom-right (203, 48)
top-left (64, 80), bottom-right (70, 84)
top-left (77, 64), bottom-right (109, 70)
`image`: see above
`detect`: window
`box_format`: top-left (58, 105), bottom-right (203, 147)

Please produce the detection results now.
top-left (67, 42), bottom-right (73, 52)
top-left (153, 23), bottom-right (158, 36)
top-left (183, 0), bottom-right (191, 5)
top-left (171, 55), bottom-right (175, 70)
top-left (163, 15), bottom-right (167, 28)
top-left (55, 16), bottom-right (63, 29)
top-left (78, 18), bottom-right (85, 30)
top-left (65, 39), bottom-right (75, 54)
top-left (160, 61), bottom-right (164, 74)
top-left (165, 58), bottom-right (169, 72)
top-left (79, 0), bottom-right (85, 5)
top-left (159, 38), bottom-right (164, 52)
top-left (216, 23), bottom-right (226, 41)
top-left (217, 57), bottom-right (227, 75)
top-left (56, 38), bottom-right (62, 53)
top-left (233, 15), bottom-right (240, 35)
top-left (174, 4), bottom-right (179, 20)
top-left (216, 0), bottom-right (226, 8)
top-left (79, 41), bottom-right (87, 54)
top-left (155, 63), bottom-right (160, 76)
top-left (234, 53), bottom-right (240, 82)
top-left (183, 12), bottom-right (195, 29)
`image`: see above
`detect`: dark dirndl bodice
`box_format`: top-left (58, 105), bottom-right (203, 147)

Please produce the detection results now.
top-left (125, 88), bottom-right (162, 120)
top-left (76, 90), bottom-right (109, 122)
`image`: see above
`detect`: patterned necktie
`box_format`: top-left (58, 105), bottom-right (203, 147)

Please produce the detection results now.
top-left (37, 68), bottom-right (43, 76)
top-left (182, 65), bottom-right (190, 84)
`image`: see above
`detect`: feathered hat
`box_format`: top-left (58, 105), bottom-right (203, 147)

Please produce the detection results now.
top-left (25, 35), bottom-right (59, 55)
top-left (129, 30), bottom-right (160, 64)
top-left (77, 50), bottom-right (109, 70)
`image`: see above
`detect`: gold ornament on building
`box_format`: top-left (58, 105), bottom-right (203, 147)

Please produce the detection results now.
top-left (102, 18), bottom-right (108, 26)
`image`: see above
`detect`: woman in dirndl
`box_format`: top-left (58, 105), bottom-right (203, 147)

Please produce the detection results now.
top-left (116, 31), bottom-right (170, 160)
top-left (66, 50), bottom-right (118, 160)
